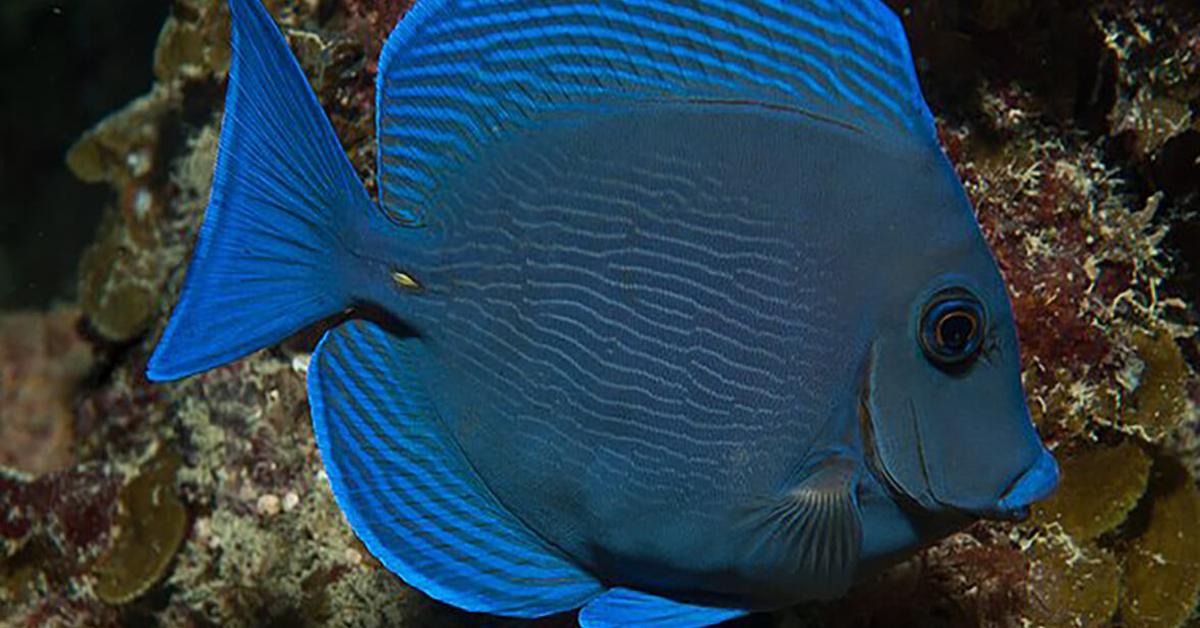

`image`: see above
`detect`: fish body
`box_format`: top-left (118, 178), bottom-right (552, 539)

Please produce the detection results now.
top-left (379, 102), bottom-right (953, 601)
top-left (149, 0), bottom-right (1060, 624)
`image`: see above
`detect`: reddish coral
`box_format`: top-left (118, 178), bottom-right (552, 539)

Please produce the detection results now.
top-left (0, 465), bottom-right (122, 595)
top-left (343, 0), bottom-right (415, 74)
top-left (814, 527), bottom-right (1032, 628)
top-left (0, 308), bottom-right (94, 475)
top-left (950, 127), bottom-right (1118, 386)
top-left (14, 594), bottom-right (121, 628)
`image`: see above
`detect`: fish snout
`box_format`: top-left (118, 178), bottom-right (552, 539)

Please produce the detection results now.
top-left (993, 447), bottom-right (1059, 517)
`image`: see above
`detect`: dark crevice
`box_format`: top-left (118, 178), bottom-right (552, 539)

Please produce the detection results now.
top-left (0, 0), bottom-right (169, 309)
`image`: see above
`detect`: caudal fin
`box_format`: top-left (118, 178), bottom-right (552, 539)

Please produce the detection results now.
top-left (147, 0), bottom-right (372, 381)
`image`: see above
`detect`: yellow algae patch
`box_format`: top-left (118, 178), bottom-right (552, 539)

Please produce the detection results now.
top-left (1124, 329), bottom-right (1190, 439)
top-left (1025, 536), bottom-right (1121, 628)
top-left (1031, 440), bottom-right (1152, 541)
top-left (152, 0), bottom-right (232, 82)
top-left (1120, 459), bottom-right (1200, 628)
top-left (91, 451), bottom-right (187, 604)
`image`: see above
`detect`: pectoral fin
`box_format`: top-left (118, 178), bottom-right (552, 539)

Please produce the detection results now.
top-left (738, 456), bottom-right (862, 600)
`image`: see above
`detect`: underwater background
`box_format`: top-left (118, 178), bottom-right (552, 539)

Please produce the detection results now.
top-left (0, 0), bottom-right (1198, 626)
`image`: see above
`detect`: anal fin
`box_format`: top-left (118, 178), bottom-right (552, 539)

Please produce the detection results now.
top-left (308, 320), bottom-right (602, 617)
top-left (579, 587), bottom-right (747, 628)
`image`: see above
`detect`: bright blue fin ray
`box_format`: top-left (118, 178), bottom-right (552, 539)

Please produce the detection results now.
top-left (579, 588), bottom-right (747, 628)
top-left (147, 0), bottom-right (372, 380)
top-left (308, 320), bottom-right (604, 617)
top-left (374, 0), bottom-right (935, 222)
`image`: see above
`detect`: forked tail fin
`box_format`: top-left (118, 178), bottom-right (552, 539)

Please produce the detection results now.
top-left (147, 0), bottom-right (372, 381)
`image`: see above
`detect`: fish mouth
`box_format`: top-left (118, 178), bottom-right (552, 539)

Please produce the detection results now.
top-left (965, 451), bottom-right (1057, 522)
top-left (994, 447), bottom-right (1059, 515)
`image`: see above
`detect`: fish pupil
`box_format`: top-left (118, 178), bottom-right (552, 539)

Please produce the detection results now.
top-left (919, 290), bottom-right (985, 367)
top-left (936, 311), bottom-right (975, 352)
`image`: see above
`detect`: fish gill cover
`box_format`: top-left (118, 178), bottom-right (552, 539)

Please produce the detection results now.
top-left (0, 0), bottom-right (1197, 627)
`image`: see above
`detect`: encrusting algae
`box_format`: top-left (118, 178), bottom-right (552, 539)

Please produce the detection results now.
top-left (1121, 456), bottom-right (1200, 628)
top-left (1024, 532), bottom-right (1122, 628)
top-left (1032, 440), bottom-right (1153, 542)
top-left (90, 449), bottom-right (187, 605)
top-left (2, 0), bottom-right (1198, 626)
top-left (1126, 328), bottom-right (1192, 439)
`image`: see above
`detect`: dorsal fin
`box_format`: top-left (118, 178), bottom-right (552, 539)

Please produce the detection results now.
top-left (374, 0), bottom-right (937, 223)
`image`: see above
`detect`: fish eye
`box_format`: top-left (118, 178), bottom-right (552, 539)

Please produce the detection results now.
top-left (919, 289), bottom-right (986, 368)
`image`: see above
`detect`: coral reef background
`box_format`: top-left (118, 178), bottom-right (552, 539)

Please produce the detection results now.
top-left (1, 0), bottom-right (1198, 626)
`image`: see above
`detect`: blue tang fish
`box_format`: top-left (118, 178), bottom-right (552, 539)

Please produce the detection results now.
top-left (148, 0), bottom-right (1060, 624)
